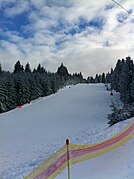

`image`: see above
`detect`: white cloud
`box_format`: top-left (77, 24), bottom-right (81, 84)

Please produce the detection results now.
top-left (4, 0), bottom-right (29, 17)
top-left (0, 0), bottom-right (134, 77)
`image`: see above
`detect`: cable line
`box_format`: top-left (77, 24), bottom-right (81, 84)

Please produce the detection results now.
top-left (112, 0), bottom-right (134, 18)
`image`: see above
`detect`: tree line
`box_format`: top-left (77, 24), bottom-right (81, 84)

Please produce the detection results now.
top-left (110, 56), bottom-right (134, 104)
top-left (88, 56), bottom-right (134, 106)
top-left (1, 56), bottom-right (134, 121)
top-left (86, 56), bottom-right (134, 125)
top-left (0, 61), bottom-right (85, 113)
top-left (87, 72), bottom-right (106, 84)
top-left (106, 56), bottom-right (134, 125)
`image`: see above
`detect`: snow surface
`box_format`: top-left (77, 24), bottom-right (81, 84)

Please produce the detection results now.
top-left (0, 84), bottom-right (134, 179)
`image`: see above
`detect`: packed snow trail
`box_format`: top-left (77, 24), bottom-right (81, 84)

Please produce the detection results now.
top-left (0, 84), bottom-right (133, 178)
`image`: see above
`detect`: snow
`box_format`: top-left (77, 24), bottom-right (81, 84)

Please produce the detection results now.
top-left (56, 119), bottom-right (134, 179)
top-left (0, 84), bottom-right (134, 179)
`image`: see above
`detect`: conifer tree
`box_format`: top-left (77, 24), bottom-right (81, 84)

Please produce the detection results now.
top-left (25, 63), bottom-right (31, 73)
top-left (57, 63), bottom-right (69, 77)
top-left (102, 73), bottom-right (106, 83)
top-left (95, 74), bottom-right (99, 83)
top-left (14, 61), bottom-right (23, 73)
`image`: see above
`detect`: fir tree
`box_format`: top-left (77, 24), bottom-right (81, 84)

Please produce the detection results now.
top-left (95, 74), bottom-right (99, 83)
top-left (57, 63), bottom-right (69, 77)
top-left (14, 61), bottom-right (23, 73)
top-left (25, 63), bottom-right (31, 73)
top-left (102, 73), bottom-right (106, 83)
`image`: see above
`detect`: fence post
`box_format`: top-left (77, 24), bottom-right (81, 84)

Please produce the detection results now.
top-left (66, 139), bottom-right (70, 179)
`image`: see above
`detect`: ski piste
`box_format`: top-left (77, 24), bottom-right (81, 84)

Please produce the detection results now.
top-left (0, 84), bottom-right (134, 179)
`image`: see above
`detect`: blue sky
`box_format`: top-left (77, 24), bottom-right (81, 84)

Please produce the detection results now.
top-left (0, 0), bottom-right (134, 77)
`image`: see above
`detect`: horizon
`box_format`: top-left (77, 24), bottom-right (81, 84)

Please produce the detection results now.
top-left (0, 60), bottom-right (106, 78)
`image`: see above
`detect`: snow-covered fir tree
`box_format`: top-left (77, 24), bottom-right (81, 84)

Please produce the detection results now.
top-left (0, 61), bottom-right (85, 113)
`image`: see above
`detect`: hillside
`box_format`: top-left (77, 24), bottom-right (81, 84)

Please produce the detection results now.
top-left (0, 84), bottom-right (133, 179)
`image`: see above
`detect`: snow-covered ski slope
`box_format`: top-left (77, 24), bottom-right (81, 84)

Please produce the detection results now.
top-left (0, 84), bottom-right (134, 179)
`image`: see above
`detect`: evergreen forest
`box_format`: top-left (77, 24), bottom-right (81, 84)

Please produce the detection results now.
top-left (0, 56), bottom-right (134, 125)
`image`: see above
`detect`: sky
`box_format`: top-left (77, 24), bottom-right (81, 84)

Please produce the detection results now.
top-left (0, 0), bottom-right (134, 77)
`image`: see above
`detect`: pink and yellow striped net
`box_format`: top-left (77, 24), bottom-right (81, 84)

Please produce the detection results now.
top-left (24, 120), bottom-right (134, 179)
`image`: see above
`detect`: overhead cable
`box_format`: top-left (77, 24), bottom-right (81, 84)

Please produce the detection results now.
top-left (112, 0), bottom-right (134, 18)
